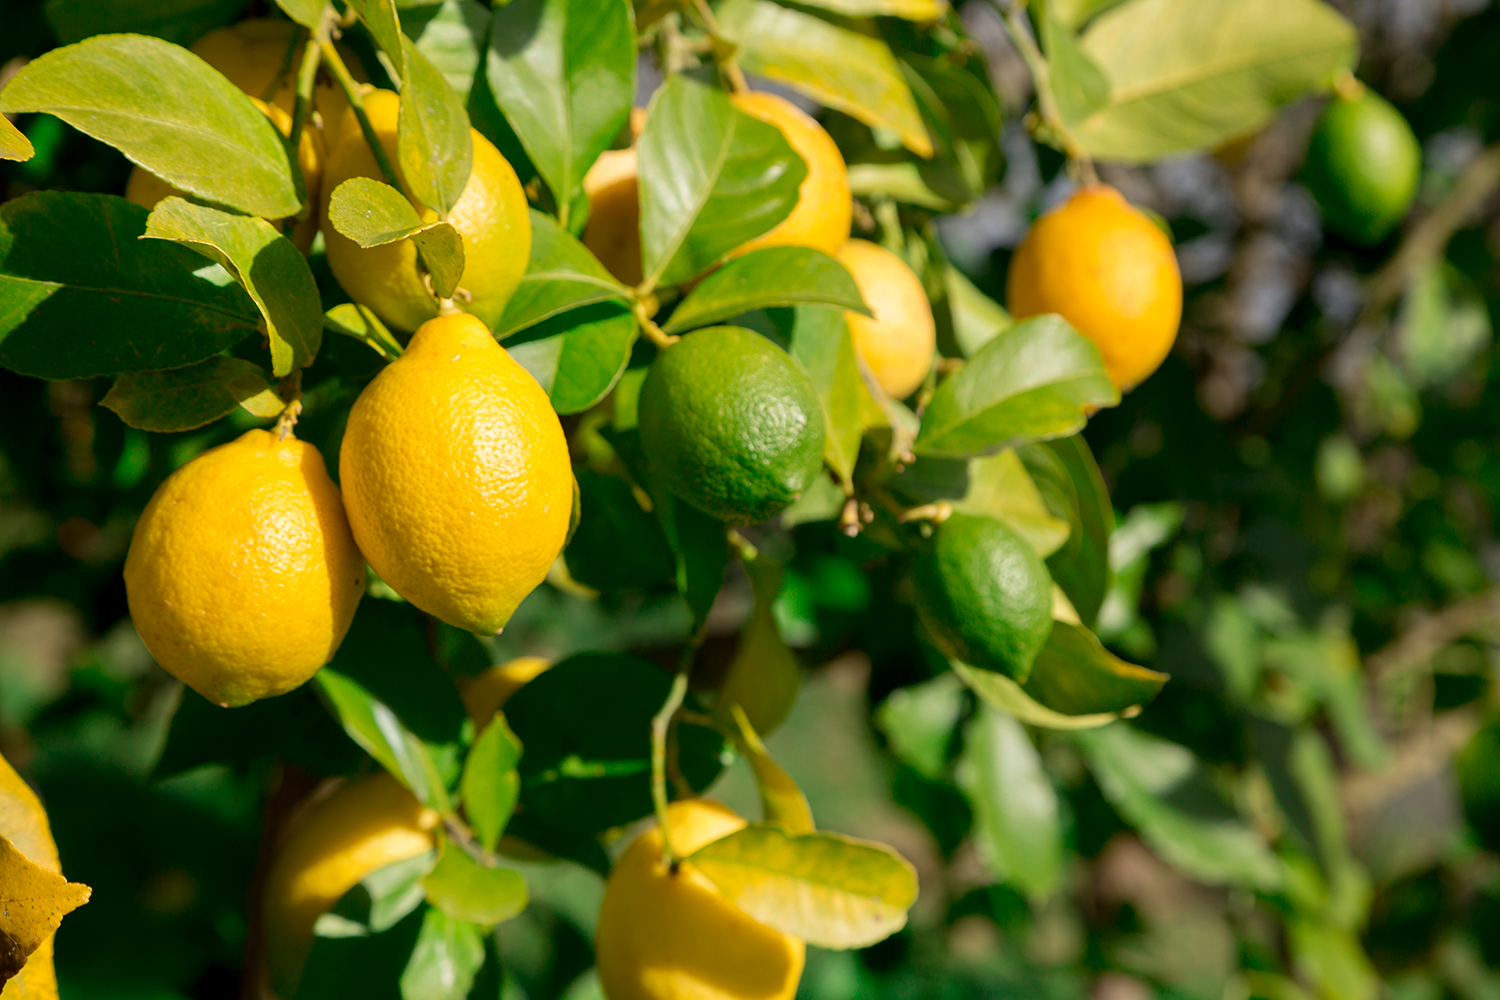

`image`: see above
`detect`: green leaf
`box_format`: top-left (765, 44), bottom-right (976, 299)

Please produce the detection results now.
top-left (663, 248), bottom-right (869, 334)
top-left (400, 908), bottom-right (487, 1000)
top-left (794, 0), bottom-right (946, 20)
top-left (716, 0), bottom-right (932, 159)
top-left (1287, 919), bottom-right (1379, 1000)
top-left (945, 265), bottom-right (1011, 359)
top-left (0, 34), bottom-right (301, 218)
top-left (785, 306), bottom-right (869, 484)
top-left (348, 0), bottom-right (408, 81)
top-left (460, 713), bottom-right (523, 851)
top-left (144, 197), bottom-right (323, 375)
top-left (506, 304), bottom-right (638, 414)
top-left (952, 660), bottom-right (1122, 730)
top-left (43, 0), bottom-right (248, 47)
top-left (1075, 724), bottom-right (1283, 889)
top-left (688, 825), bottom-right (918, 949)
top-left (482, 0), bottom-right (635, 230)
top-left (327, 177), bottom-right (467, 299)
top-left (101, 356), bottom-right (282, 432)
top-left (494, 210), bottom-right (629, 338)
top-left (637, 72), bottom-right (807, 290)
top-left (1020, 621), bottom-right (1166, 716)
top-left (274, 0), bottom-right (326, 28)
top-left (399, 36), bottom-right (475, 214)
top-left (0, 192), bottom-right (259, 378)
top-left (315, 670), bottom-right (457, 814)
top-left (914, 315), bottom-right (1118, 458)
top-left (322, 853), bottom-right (437, 937)
top-left (564, 468), bottom-right (676, 591)
top-left (1038, 4), bottom-right (1109, 127)
top-left (154, 685), bottom-right (364, 781)
top-left (1067, 0), bottom-right (1357, 162)
top-left (296, 889), bottom-right (427, 1000)
top-left (728, 706), bottom-right (815, 835)
top-left (0, 116), bottom-right (34, 162)
top-left (874, 672), bottom-right (965, 781)
top-left (892, 451), bottom-right (1071, 558)
top-left (1028, 435), bottom-right (1113, 627)
top-left (326, 302), bottom-right (405, 360)
top-left (406, 0), bottom-right (491, 102)
top-left (1046, 0), bottom-right (1129, 25)
top-left (422, 845), bottom-right (528, 925)
top-left (957, 705), bottom-right (1064, 899)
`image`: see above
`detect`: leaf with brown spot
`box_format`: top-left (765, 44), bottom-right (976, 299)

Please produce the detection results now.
top-left (0, 836), bottom-right (89, 989)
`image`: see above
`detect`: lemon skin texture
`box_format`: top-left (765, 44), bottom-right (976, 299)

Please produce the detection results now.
top-left (1303, 88), bottom-right (1421, 246)
top-left (1006, 185), bottom-right (1182, 392)
top-left (912, 513), bottom-right (1053, 682)
top-left (583, 148), bottom-right (644, 287)
top-left (638, 326), bottom-right (825, 526)
top-left (126, 98), bottom-right (326, 253)
top-left (263, 772), bottom-right (439, 997)
top-left (596, 799), bottom-right (804, 1000)
top-left (835, 240), bottom-right (936, 400)
top-left (124, 430), bottom-right (366, 708)
top-left (461, 656), bottom-right (552, 729)
top-left (320, 90), bottom-right (531, 333)
top-left (730, 92), bottom-right (851, 256)
top-left (1, 752), bottom-right (73, 1000)
top-left (339, 313), bottom-right (572, 634)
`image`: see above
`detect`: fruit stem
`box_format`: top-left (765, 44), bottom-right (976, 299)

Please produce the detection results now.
top-left (318, 36), bottom-right (414, 204)
top-left (275, 370), bottom-right (303, 440)
top-left (995, 0), bottom-right (1098, 185)
top-left (651, 635), bottom-right (703, 870)
top-left (635, 300), bottom-right (679, 348)
top-left (1332, 69), bottom-right (1365, 102)
top-left (899, 501), bottom-right (952, 524)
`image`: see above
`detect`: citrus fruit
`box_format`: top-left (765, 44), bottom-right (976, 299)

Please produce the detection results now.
top-left (596, 799), bottom-right (804, 1000)
top-left (637, 326), bottom-right (825, 525)
top-left (1006, 184), bottom-right (1182, 391)
top-left (262, 772), bottom-right (439, 997)
top-left (1302, 86), bottom-right (1421, 246)
top-left (125, 97), bottom-right (326, 253)
top-left (912, 513), bottom-right (1053, 681)
top-left (339, 313), bottom-right (572, 634)
top-left (124, 429), bottom-right (366, 708)
top-left (582, 148), bottom-right (643, 287)
top-left (189, 19), bottom-right (366, 144)
top-left (730, 91), bottom-right (851, 256)
top-left (461, 656), bottom-right (552, 729)
top-left (320, 89), bottom-right (531, 333)
top-left (1, 751), bottom-right (82, 1000)
top-left (835, 239), bottom-right (936, 400)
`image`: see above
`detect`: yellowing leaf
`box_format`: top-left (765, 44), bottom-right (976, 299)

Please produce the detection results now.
top-left (0, 836), bottom-right (90, 988)
top-left (728, 706), bottom-right (814, 836)
top-left (0, 118), bottom-right (33, 163)
top-left (687, 825), bottom-right (917, 949)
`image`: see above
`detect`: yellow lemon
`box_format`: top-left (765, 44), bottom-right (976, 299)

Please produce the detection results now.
top-left (124, 430), bottom-right (365, 708)
top-left (596, 799), bottom-right (804, 1000)
top-left (125, 97), bottom-right (326, 253)
top-left (835, 240), bottom-right (936, 400)
top-left (320, 90), bottom-right (531, 333)
top-left (730, 91), bottom-right (851, 256)
top-left (262, 772), bottom-right (439, 997)
top-left (461, 656), bottom-right (552, 730)
top-left (339, 313), bottom-right (572, 634)
top-left (1, 752), bottom-right (77, 1000)
top-left (1006, 184), bottom-right (1182, 391)
top-left (582, 148), bottom-right (643, 287)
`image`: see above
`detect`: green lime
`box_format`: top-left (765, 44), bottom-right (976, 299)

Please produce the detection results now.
top-left (1303, 87), bottom-right (1421, 245)
top-left (637, 326), bottom-right (826, 525)
top-left (912, 513), bottom-right (1054, 681)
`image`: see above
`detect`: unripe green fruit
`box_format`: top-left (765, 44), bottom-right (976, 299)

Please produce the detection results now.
top-left (912, 513), bottom-right (1054, 681)
top-left (1303, 86), bottom-right (1421, 245)
top-left (638, 326), bottom-right (826, 525)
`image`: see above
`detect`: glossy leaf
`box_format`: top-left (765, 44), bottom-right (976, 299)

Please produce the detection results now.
top-left (325, 302), bottom-right (405, 360)
top-left (144, 197), bottom-right (323, 375)
top-left (914, 315), bottom-right (1119, 458)
top-left (398, 37), bottom-right (474, 215)
top-left (729, 706), bottom-right (815, 835)
top-left (952, 661), bottom-right (1122, 730)
top-left (460, 712), bottom-right (523, 851)
top-left (348, 0), bottom-right (407, 80)
top-left (315, 669), bottom-right (455, 814)
top-left (716, 0), bottom-right (932, 158)
top-left (1031, 435), bottom-right (1113, 627)
top-left (785, 306), bottom-right (870, 484)
top-left (0, 193), bottom-right (259, 379)
top-left (44, 0), bottom-right (245, 45)
top-left (0, 117), bottom-right (34, 162)
top-left (483, 0), bottom-right (635, 229)
top-left (1068, 0), bottom-right (1357, 162)
top-left (637, 72), bottom-right (806, 290)
top-left (494, 210), bottom-right (629, 338)
top-left (422, 845), bottom-right (528, 925)
top-left (1020, 621), bottom-right (1166, 716)
top-left (506, 304), bottom-right (637, 414)
top-left (0, 34), bottom-right (301, 218)
top-left (663, 248), bottom-right (870, 334)
top-left (688, 825), bottom-right (918, 949)
top-left (102, 356), bottom-right (282, 432)
top-left (327, 177), bottom-right (466, 299)
top-left (320, 853), bottom-right (436, 937)
top-left (400, 908), bottom-right (486, 1000)
top-left (957, 705), bottom-right (1064, 899)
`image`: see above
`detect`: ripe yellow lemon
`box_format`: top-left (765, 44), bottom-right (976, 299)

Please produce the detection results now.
top-left (1006, 185), bottom-right (1181, 391)
top-left (263, 772), bottom-right (439, 997)
top-left (125, 97), bottom-right (326, 252)
top-left (596, 799), bottom-right (804, 1000)
top-left (320, 90), bottom-right (531, 334)
top-left (730, 91), bottom-right (851, 256)
top-left (461, 656), bottom-right (552, 729)
top-left (124, 430), bottom-right (366, 708)
top-left (339, 313), bottom-right (572, 634)
top-left (582, 148), bottom-right (643, 287)
top-left (835, 240), bottom-right (936, 400)
top-left (1, 752), bottom-right (84, 1000)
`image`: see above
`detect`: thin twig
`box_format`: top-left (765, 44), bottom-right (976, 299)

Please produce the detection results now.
top-left (651, 665), bottom-right (693, 868)
top-left (318, 37), bottom-right (412, 202)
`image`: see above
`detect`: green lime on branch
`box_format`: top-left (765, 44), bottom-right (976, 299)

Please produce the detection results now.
top-left (1302, 82), bottom-right (1422, 246)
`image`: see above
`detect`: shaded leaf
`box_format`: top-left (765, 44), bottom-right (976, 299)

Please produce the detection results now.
top-left (564, 468), bottom-right (675, 591)
top-left (1027, 434), bottom-right (1113, 627)
top-left (325, 302), bottom-right (405, 360)
top-left (44, 0), bottom-right (245, 46)
top-left (663, 248), bottom-right (870, 334)
top-left (153, 685), bottom-right (364, 781)
top-left (0, 835), bottom-right (90, 985)
top-left (102, 356), bottom-right (281, 432)
top-left (422, 845), bottom-right (528, 925)
top-left (0, 34), bottom-right (301, 217)
top-left (398, 37), bottom-right (474, 214)
top-left (460, 713), bottom-right (522, 851)
top-left (507, 303), bottom-right (637, 414)
top-left (274, 0), bottom-right (325, 28)
top-left (327, 177), bottom-right (466, 299)
top-left (785, 306), bottom-right (870, 484)
top-left (315, 669), bottom-right (456, 814)
top-left (1020, 621), bottom-right (1166, 716)
top-left (400, 908), bottom-right (486, 1000)
top-left (874, 672), bottom-right (965, 781)
top-left (1039, 4), bottom-right (1109, 127)
top-left (945, 265), bottom-right (1011, 359)
top-left (494, 210), bottom-right (629, 339)
top-left (952, 660), bottom-right (1122, 730)
top-left (407, 0), bottom-right (491, 102)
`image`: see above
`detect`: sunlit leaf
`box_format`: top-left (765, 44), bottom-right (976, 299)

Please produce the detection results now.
top-left (348, 0), bottom-right (407, 80)
top-left (728, 706), bottom-right (814, 835)
top-left (422, 844), bottom-right (528, 925)
top-left (662, 248), bottom-right (870, 334)
top-left (400, 908), bottom-right (486, 1000)
top-left (460, 712), bottom-right (523, 851)
top-left (494, 210), bottom-right (629, 339)
top-left (398, 37), bottom-right (474, 214)
top-left (102, 356), bottom-right (281, 432)
top-left (327, 177), bottom-right (466, 299)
